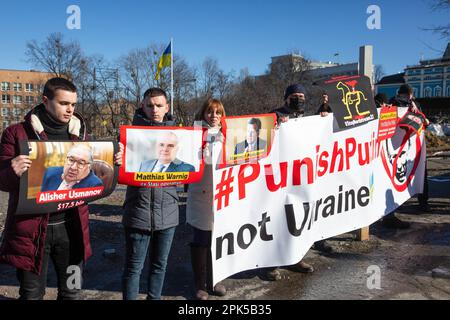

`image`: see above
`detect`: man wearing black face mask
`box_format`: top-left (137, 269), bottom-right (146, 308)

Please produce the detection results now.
top-left (271, 84), bottom-right (307, 124)
top-left (266, 83), bottom-right (315, 281)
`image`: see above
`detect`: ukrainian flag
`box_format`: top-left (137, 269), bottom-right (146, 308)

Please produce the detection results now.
top-left (155, 42), bottom-right (172, 80)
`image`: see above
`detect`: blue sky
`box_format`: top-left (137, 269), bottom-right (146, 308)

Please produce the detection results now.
top-left (1, 0), bottom-right (449, 77)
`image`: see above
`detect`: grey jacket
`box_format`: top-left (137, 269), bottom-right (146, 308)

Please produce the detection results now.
top-left (122, 109), bottom-right (179, 231)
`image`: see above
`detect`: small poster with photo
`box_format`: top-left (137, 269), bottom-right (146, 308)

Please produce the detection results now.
top-left (16, 140), bottom-right (118, 215)
top-left (221, 114), bottom-right (276, 167)
top-left (119, 126), bottom-right (205, 187)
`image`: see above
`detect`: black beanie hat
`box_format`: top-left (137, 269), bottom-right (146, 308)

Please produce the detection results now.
top-left (398, 84), bottom-right (413, 95)
top-left (284, 84), bottom-right (306, 100)
top-left (374, 93), bottom-right (388, 105)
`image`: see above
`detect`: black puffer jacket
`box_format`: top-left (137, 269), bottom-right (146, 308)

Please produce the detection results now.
top-left (389, 96), bottom-right (422, 111)
top-left (122, 108), bottom-right (180, 231)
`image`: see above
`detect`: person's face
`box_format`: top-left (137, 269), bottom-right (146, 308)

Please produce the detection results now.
top-left (156, 134), bottom-right (179, 164)
top-left (246, 124), bottom-right (259, 145)
top-left (323, 94), bottom-right (329, 104)
top-left (43, 90), bottom-right (77, 123)
top-left (142, 95), bottom-right (169, 123)
top-left (204, 107), bottom-right (222, 128)
top-left (399, 93), bottom-right (413, 100)
top-left (287, 92), bottom-right (306, 105)
top-left (63, 149), bottom-right (91, 183)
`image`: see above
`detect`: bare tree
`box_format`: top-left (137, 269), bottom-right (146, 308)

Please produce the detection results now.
top-left (198, 57), bottom-right (220, 98)
top-left (423, 0), bottom-right (450, 39)
top-left (221, 51), bottom-right (320, 117)
top-left (172, 55), bottom-right (198, 125)
top-left (118, 44), bottom-right (163, 108)
top-left (25, 33), bottom-right (85, 81)
top-left (215, 70), bottom-right (235, 100)
top-left (374, 64), bottom-right (385, 84)
top-left (119, 45), bottom-right (199, 125)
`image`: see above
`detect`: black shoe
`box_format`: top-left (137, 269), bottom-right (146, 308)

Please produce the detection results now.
top-left (382, 215), bottom-right (410, 229)
top-left (314, 240), bottom-right (333, 253)
top-left (290, 261), bottom-right (314, 273)
top-left (212, 283), bottom-right (227, 297)
top-left (419, 203), bottom-right (431, 212)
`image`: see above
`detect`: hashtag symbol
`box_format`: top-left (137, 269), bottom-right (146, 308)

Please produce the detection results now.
top-left (214, 168), bottom-right (234, 211)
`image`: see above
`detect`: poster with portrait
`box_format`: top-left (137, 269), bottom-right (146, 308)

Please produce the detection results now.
top-left (220, 114), bottom-right (276, 167)
top-left (16, 140), bottom-right (118, 215)
top-left (317, 75), bottom-right (378, 131)
top-left (118, 126), bottom-right (204, 187)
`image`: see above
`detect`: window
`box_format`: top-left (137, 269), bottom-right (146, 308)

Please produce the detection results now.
top-left (13, 95), bottom-right (22, 104)
top-left (25, 96), bottom-right (34, 104)
top-left (1, 94), bottom-right (10, 104)
top-left (424, 87), bottom-right (432, 97)
top-left (25, 83), bottom-right (33, 92)
top-left (1, 107), bottom-right (8, 116)
top-left (13, 83), bottom-right (22, 92)
top-left (1, 82), bottom-right (10, 91)
top-left (413, 88), bottom-right (418, 98)
top-left (447, 86), bottom-right (450, 97)
top-left (2, 121), bottom-right (8, 129)
top-left (434, 86), bottom-right (442, 97)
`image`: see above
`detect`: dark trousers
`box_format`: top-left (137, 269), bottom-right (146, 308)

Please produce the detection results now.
top-left (418, 164), bottom-right (429, 205)
top-left (192, 227), bottom-right (212, 247)
top-left (16, 219), bottom-right (83, 300)
top-left (122, 226), bottom-right (176, 300)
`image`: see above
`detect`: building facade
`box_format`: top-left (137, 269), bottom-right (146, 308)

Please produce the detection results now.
top-left (375, 73), bottom-right (406, 98)
top-left (0, 69), bottom-right (53, 132)
top-left (376, 43), bottom-right (450, 99)
top-left (259, 46), bottom-right (372, 84)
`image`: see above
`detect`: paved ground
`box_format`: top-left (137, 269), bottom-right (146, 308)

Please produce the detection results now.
top-left (0, 156), bottom-right (449, 300)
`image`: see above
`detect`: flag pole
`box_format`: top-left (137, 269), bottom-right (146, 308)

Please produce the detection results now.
top-left (170, 38), bottom-right (174, 115)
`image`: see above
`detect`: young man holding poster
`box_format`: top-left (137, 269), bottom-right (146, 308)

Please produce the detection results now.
top-left (0, 77), bottom-right (123, 299)
top-left (121, 87), bottom-right (180, 300)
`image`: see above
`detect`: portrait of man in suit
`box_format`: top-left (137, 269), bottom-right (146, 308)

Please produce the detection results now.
top-left (40, 144), bottom-right (103, 192)
top-left (234, 117), bottom-right (267, 157)
top-left (139, 131), bottom-right (195, 173)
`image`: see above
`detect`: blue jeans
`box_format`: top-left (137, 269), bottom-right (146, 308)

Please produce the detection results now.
top-left (122, 227), bottom-right (176, 300)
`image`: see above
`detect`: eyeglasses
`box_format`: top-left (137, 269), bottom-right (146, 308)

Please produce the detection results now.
top-left (66, 156), bottom-right (90, 169)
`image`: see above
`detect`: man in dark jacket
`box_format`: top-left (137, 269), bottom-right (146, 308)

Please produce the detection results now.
top-left (122, 87), bottom-right (180, 300)
top-left (0, 77), bottom-right (122, 300)
top-left (266, 84), bottom-right (335, 281)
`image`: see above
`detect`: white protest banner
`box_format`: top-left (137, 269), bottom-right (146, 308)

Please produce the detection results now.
top-left (211, 108), bottom-right (425, 284)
